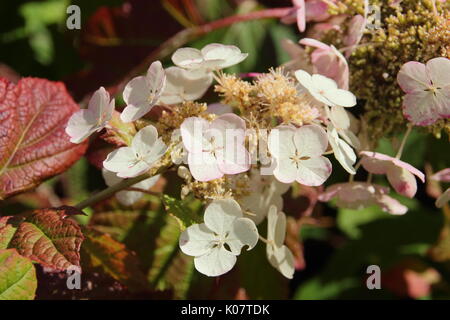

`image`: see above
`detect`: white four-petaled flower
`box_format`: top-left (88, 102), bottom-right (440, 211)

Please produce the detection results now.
top-left (327, 123), bottom-right (357, 174)
top-left (121, 61), bottom-right (166, 123)
top-left (268, 124), bottom-right (332, 186)
top-left (397, 57), bottom-right (450, 126)
top-left (103, 125), bottom-right (167, 178)
top-left (179, 199), bottom-right (259, 277)
top-left (266, 205), bottom-right (295, 279)
top-left (66, 86), bottom-right (115, 143)
top-left (180, 114), bottom-right (251, 181)
top-left (295, 70), bottom-right (356, 107)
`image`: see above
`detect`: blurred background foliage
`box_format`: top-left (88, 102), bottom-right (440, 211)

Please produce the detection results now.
top-left (0, 0), bottom-right (449, 300)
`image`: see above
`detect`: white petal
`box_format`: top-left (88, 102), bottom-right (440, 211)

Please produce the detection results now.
top-left (103, 147), bottom-right (139, 176)
top-left (293, 124), bottom-right (328, 157)
top-left (180, 117), bottom-right (210, 153)
top-left (268, 126), bottom-right (296, 159)
top-left (297, 156), bottom-right (332, 186)
top-left (267, 205), bottom-right (286, 247)
top-left (131, 125), bottom-right (158, 155)
top-left (226, 217), bottom-right (259, 254)
top-left (330, 106), bottom-right (351, 129)
top-left (66, 109), bottom-right (98, 143)
top-left (172, 47), bottom-right (203, 69)
top-left (160, 67), bottom-right (212, 104)
top-left (120, 103), bottom-right (154, 123)
top-left (267, 245), bottom-right (295, 279)
top-left (179, 223), bottom-right (216, 257)
top-left (142, 138), bottom-right (168, 165)
top-left (323, 88), bottom-right (357, 107)
top-left (201, 43), bottom-right (248, 69)
top-left (273, 157), bottom-right (298, 184)
top-left (187, 152), bottom-right (223, 181)
top-left (88, 86), bottom-right (112, 122)
top-left (123, 76), bottom-right (150, 108)
top-left (204, 199), bottom-right (243, 236)
top-left (426, 57), bottom-right (450, 88)
top-left (216, 145), bottom-right (251, 175)
top-left (311, 73), bottom-right (338, 91)
top-left (328, 125), bottom-right (356, 174)
top-left (194, 247), bottom-right (237, 277)
top-left (146, 60), bottom-right (166, 102)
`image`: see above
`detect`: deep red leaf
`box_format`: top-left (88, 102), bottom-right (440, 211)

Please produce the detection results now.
top-left (0, 77), bottom-right (87, 199)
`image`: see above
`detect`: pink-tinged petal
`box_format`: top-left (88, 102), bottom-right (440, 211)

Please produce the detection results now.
top-left (434, 88), bottom-right (450, 119)
top-left (273, 158), bottom-right (298, 184)
top-left (210, 113), bottom-right (246, 148)
top-left (344, 15), bottom-right (366, 49)
top-left (318, 183), bottom-right (342, 202)
top-left (299, 38), bottom-right (330, 51)
top-left (180, 117), bottom-right (210, 153)
top-left (204, 199), bottom-right (242, 235)
top-left (294, 124), bottom-right (328, 157)
top-left (376, 195), bottom-right (408, 215)
top-left (188, 151), bottom-right (222, 181)
top-left (360, 156), bottom-right (389, 174)
top-left (171, 47), bottom-right (203, 68)
top-left (397, 61), bottom-right (430, 93)
top-left (403, 91), bottom-right (440, 125)
top-left (294, 0), bottom-right (306, 32)
top-left (360, 151), bottom-right (425, 182)
top-left (431, 168), bottom-right (450, 182)
top-left (89, 86), bottom-right (111, 121)
top-left (426, 57), bottom-right (450, 88)
top-left (436, 188), bottom-right (450, 208)
top-left (305, 0), bottom-right (330, 22)
top-left (297, 156), bottom-right (332, 186)
top-left (386, 165), bottom-right (418, 198)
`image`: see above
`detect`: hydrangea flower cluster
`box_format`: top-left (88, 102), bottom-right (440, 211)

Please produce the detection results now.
top-left (65, 38), bottom-right (445, 278)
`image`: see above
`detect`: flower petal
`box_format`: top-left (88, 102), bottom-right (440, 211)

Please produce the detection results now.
top-left (179, 223), bottom-right (216, 257)
top-left (296, 156), bottom-right (332, 186)
top-left (323, 88), bottom-right (356, 107)
top-left (403, 90), bottom-right (440, 126)
top-left (273, 157), bottom-right (298, 184)
top-left (65, 109), bottom-right (97, 143)
top-left (194, 246), bottom-right (237, 277)
top-left (132, 125), bottom-right (159, 155)
top-left (226, 217), bottom-right (259, 254)
top-left (293, 124), bottom-right (328, 157)
top-left (268, 125), bottom-right (296, 159)
top-left (172, 47), bottom-right (203, 69)
top-left (436, 188), bottom-right (450, 208)
top-left (376, 195), bottom-right (408, 215)
top-left (180, 117), bottom-right (210, 153)
top-left (426, 57), bottom-right (450, 88)
top-left (267, 244), bottom-right (295, 279)
top-left (397, 61), bottom-right (430, 93)
top-left (204, 199), bottom-right (242, 235)
top-left (386, 165), bottom-right (417, 198)
top-left (267, 205), bottom-right (286, 247)
top-left (187, 151), bottom-right (222, 181)
top-left (201, 44), bottom-right (248, 69)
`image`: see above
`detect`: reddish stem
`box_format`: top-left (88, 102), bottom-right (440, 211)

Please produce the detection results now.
top-left (106, 7), bottom-right (292, 97)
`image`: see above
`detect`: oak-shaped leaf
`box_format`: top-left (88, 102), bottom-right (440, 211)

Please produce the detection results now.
top-left (8, 206), bottom-right (85, 271)
top-left (0, 248), bottom-right (37, 300)
top-left (0, 77), bottom-right (88, 199)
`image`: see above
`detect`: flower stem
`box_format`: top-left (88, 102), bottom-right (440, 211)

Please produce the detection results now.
top-left (395, 123), bottom-right (413, 159)
top-left (74, 173), bottom-right (152, 210)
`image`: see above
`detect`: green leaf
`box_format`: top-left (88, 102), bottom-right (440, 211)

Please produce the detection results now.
top-left (80, 228), bottom-right (149, 292)
top-left (337, 206), bottom-right (392, 239)
top-left (269, 24), bottom-right (298, 66)
top-left (162, 194), bottom-right (201, 231)
top-left (147, 215), bottom-right (194, 299)
top-left (0, 217), bottom-right (16, 250)
top-left (0, 249), bottom-right (37, 300)
top-left (9, 206), bottom-right (85, 271)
